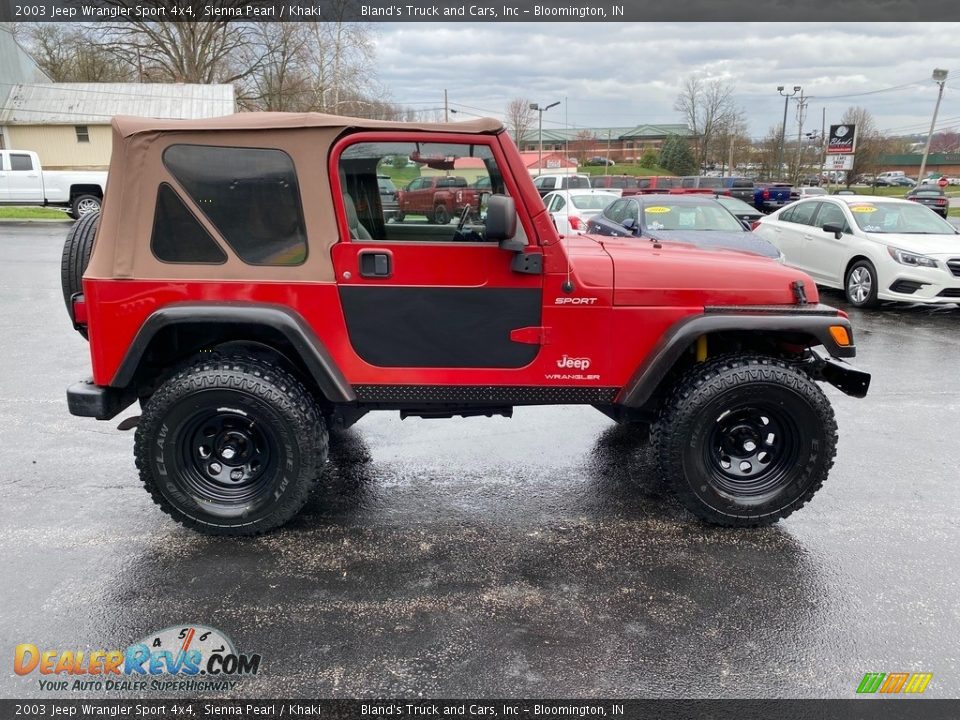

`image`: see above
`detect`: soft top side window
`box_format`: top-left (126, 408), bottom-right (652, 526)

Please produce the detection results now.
top-left (163, 144), bottom-right (307, 266)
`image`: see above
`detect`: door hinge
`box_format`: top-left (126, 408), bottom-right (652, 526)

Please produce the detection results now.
top-left (510, 326), bottom-right (551, 345)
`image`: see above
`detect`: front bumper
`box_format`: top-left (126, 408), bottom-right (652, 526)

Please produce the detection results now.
top-left (878, 258), bottom-right (960, 304)
top-left (67, 379), bottom-right (136, 420)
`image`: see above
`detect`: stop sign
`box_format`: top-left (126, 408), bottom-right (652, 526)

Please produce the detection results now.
top-left (938, 177), bottom-right (949, 188)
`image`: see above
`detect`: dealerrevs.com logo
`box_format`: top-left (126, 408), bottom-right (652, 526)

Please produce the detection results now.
top-left (14, 625), bottom-right (261, 693)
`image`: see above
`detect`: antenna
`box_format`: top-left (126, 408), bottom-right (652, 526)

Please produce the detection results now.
top-left (561, 178), bottom-right (575, 293)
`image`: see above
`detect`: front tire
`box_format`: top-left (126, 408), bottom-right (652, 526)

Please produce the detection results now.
top-left (135, 357), bottom-right (328, 535)
top-left (652, 354), bottom-right (837, 527)
top-left (845, 259), bottom-right (879, 308)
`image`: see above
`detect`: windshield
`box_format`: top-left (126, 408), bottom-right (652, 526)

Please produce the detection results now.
top-left (642, 201), bottom-right (745, 232)
top-left (848, 202), bottom-right (957, 234)
top-left (571, 193), bottom-right (619, 210)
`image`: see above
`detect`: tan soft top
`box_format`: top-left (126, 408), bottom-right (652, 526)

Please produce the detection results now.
top-left (88, 112), bottom-right (505, 283)
top-left (113, 112), bottom-right (504, 138)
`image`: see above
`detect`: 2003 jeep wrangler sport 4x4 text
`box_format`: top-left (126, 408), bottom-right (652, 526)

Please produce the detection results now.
top-left (62, 113), bottom-right (870, 536)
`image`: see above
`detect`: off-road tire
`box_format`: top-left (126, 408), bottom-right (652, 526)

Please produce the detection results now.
top-left (70, 194), bottom-right (101, 220)
top-left (60, 210), bottom-right (99, 338)
top-left (652, 354), bottom-right (837, 527)
top-left (845, 259), bottom-right (879, 308)
top-left (434, 204), bottom-right (451, 225)
top-left (134, 356), bottom-right (328, 536)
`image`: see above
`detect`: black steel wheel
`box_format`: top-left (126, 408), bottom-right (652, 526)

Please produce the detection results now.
top-left (434, 204), bottom-right (451, 225)
top-left (135, 356), bottom-right (327, 535)
top-left (652, 354), bottom-right (837, 527)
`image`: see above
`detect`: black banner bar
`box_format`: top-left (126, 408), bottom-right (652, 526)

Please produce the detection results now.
top-left (0, 0), bottom-right (956, 22)
top-left (2, 700), bottom-right (960, 720)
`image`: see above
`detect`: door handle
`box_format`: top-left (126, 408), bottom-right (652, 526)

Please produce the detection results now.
top-left (358, 250), bottom-right (392, 278)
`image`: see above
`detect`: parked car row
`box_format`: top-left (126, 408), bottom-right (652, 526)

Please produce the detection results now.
top-left (539, 182), bottom-right (959, 312)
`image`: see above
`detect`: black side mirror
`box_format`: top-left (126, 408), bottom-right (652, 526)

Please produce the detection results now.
top-left (822, 222), bottom-right (844, 240)
top-left (621, 217), bottom-right (639, 234)
top-left (486, 194), bottom-right (522, 251)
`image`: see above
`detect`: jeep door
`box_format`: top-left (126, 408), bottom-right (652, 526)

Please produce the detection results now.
top-left (330, 135), bottom-right (543, 376)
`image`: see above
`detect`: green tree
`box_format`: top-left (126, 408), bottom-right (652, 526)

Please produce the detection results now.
top-left (659, 135), bottom-right (696, 175)
top-left (639, 149), bottom-right (658, 169)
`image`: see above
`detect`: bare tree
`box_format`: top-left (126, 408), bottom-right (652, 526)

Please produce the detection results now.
top-left (504, 98), bottom-right (535, 146)
top-left (570, 129), bottom-right (595, 164)
top-left (674, 75), bottom-right (738, 171)
top-left (756, 125), bottom-right (784, 181)
top-left (930, 129), bottom-right (960, 153)
top-left (20, 24), bottom-right (134, 82)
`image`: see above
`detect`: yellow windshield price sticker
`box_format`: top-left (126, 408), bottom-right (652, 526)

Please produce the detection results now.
top-left (644, 206), bottom-right (672, 214)
top-left (851, 206), bottom-right (877, 213)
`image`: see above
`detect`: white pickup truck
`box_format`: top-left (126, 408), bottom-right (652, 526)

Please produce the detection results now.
top-left (0, 150), bottom-right (107, 218)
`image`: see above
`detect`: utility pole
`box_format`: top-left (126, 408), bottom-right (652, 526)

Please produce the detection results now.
top-left (794, 89), bottom-right (808, 184)
top-left (444, 89), bottom-right (449, 123)
top-left (777, 86), bottom-right (800, 181)
top-left (819, 107), bottom-right (827, 185)
top-left (727, 136), bottom-right (735, 177)
top-left (917, 69), bottom-right (948, 184)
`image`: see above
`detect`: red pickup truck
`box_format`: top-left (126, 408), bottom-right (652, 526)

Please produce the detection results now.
top-left (395, 175), bottom-right (480, 224)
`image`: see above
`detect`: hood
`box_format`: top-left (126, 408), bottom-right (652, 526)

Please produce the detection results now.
top-left (646, 229), bottom-right (781, 259)
top-left (588, 235), bottom-right (815, 307)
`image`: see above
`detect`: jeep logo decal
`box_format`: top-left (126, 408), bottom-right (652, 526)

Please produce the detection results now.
top-left (557, 355), bottom-right (591, 370)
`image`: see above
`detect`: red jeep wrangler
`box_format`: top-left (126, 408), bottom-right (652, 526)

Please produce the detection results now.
top-left (62, 113), bottom-right (870, 536)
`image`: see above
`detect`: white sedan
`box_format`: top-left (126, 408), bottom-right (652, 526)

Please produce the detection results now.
top-left (543, 189), bottom-right (620, 235)
top-left (753, 195), bottom-right (960, 308)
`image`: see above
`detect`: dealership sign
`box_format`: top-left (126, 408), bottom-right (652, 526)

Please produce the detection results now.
top-left (827, 124), bottom-right (857, 154)
top-left (824, 155), bottom-right (854, 171)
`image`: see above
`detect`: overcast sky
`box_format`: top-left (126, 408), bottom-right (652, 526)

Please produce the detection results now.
top-left (374, 22), bottom-right (959, 140)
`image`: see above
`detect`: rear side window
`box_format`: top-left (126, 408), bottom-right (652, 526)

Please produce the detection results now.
top-left (163, 145), bottom-right (307, 266)
top-left (563, 176), bottom-right (591, 189)
top-left (10, 154), bottom-right (33, 171)
top-left (151, 184), bottom-right (227, 264)
top-left (782, 201), bottom-right (820, 226)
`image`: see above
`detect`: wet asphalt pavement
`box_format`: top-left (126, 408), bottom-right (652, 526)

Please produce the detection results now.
top-left (1, 221), bottom-right (959, 700)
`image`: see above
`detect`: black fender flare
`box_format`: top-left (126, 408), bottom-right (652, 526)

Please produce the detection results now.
top-left (616, 305), bottom-right (857, 408)
top-left (111, 303), bottom-right (355, 403)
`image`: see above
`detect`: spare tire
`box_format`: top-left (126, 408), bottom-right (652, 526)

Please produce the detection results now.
top-left (61, 211), bottom-right (99, 339)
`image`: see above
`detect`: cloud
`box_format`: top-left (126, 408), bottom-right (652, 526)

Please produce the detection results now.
top-left (373, 22), bottom-right (959, 138)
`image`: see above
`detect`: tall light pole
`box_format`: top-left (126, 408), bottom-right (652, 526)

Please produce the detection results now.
top-left (917, 69), bottom-right (948, 185)
top-left (530, 101), bottom-right (560, 176)
top-left (777, 85), bottom-right (800, 180)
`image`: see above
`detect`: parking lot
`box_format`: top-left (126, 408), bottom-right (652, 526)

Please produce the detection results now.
top-left (2, 220), bottom-right (959, 699)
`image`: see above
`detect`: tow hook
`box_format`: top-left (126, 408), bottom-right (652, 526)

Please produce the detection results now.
top-left (808, 347), bottom-right (871, 398)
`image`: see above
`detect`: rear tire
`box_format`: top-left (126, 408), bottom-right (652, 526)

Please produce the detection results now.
top-left (434, 204), bottom-right (450, 225)
top-left (134, 356), bottom-right (328, 536)
top-left (70, 194), bottom-right (101, 219)
top-left (60, 210), bottom-right (99, 338)
top-left (652, 354), bottom-right (837, 527)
